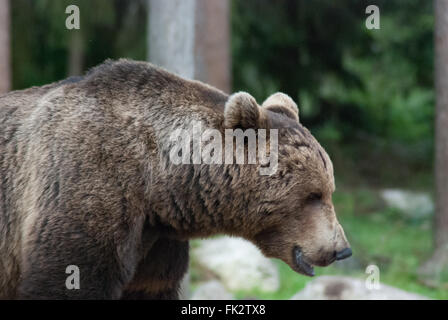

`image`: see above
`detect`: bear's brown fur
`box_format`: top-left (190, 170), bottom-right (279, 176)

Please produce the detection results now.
top-left (0, 59), bottom-right (350, 299)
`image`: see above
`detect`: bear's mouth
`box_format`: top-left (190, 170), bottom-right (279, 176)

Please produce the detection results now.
top-left (293, 246), bottom-right (315, 277)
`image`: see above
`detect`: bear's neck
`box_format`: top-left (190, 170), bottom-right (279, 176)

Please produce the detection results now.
top-left (147, 160), bottom-right (261, 239)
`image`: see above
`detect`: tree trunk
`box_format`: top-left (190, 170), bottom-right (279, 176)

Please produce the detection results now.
top-left (148, 0), bottom-right (196, 79)
top-left (68, 31), bottom-right (84, 76)
top-left (148, 0), bottom-right (230, 299)
top-left (194, 0), bottom-right (231, 93)
top-left (0, 0), bottom-right (11, 93)
top-left (148, 0), bottom-right (230, 91)
top-left (419, 0), bottom-right (448, 287)
top-left (434, 0), bottom-right (448, 253)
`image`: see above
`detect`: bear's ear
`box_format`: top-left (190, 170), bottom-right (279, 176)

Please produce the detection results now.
top-left (224, 92), bottom-right (263, 128)
top-left (262, 92), bottom-right (299, 122)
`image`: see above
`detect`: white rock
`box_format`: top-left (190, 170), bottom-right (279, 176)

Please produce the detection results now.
top-left (380, 189), bottom-right (434, 219)
top-left (192, 237), bottom-right (279, 292)
top-left (290, 276), bottom-right (429, 300)
top-left (191, 280), bottom-right (234, 300)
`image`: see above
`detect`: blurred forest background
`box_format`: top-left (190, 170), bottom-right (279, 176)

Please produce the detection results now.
top-left (1, 0), bottom-right (447, 299)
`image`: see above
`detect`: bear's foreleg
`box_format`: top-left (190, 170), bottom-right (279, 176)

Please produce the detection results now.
top-left (17, 215), bottom-right (141, 299)
top-left (121, 238), bottom-right (189, 300)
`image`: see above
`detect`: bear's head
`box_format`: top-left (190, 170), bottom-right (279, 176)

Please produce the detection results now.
top-left (223, 92), bottom-right (351, 276)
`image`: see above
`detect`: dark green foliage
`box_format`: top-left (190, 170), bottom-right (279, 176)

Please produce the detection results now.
top-left (232, 0), bottom-right (434, 179)
top-left (11, 0), bottom-right (147, 89)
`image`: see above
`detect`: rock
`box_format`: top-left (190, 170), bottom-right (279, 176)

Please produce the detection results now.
top-left (380, 189), bottom-right (434, 219)
top-left (191, 280), bottom-right (234, 300)
top-left (192, 237), bottom-right (279, 292)
top-left (290, 276), bottom-right (429, 300)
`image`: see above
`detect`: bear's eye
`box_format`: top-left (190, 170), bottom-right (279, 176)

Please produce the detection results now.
top-left (307, 192), bottom-right (322, 203)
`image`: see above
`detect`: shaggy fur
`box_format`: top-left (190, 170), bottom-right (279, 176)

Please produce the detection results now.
top-left (0, 59), bottom-right (349, 299)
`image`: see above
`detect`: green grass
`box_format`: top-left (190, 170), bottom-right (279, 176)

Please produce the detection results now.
top-left (191, 187), bottom-right (448, 300)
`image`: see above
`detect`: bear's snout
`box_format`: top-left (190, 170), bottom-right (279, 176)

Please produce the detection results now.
top-left (335, 247), bottom-right (352, 261)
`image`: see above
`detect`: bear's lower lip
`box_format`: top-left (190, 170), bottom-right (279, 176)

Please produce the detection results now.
top-left (293, 246), bottom-right (315, 277)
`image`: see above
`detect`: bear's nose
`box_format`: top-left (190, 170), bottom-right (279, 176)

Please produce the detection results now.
top-left (335, 248), bottom-right (352, 261)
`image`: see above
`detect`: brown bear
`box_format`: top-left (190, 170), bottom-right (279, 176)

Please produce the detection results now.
top-left (0, 59), bottom-right (351, 299)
